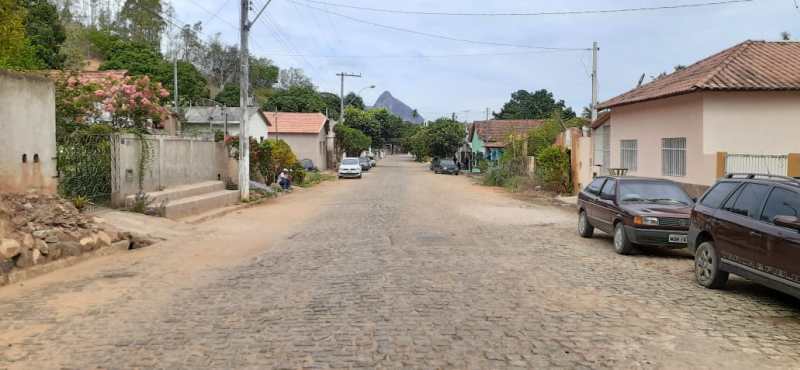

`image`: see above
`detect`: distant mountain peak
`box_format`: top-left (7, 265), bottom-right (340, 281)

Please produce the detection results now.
top-left (372, 91), bottom-right (424, 124)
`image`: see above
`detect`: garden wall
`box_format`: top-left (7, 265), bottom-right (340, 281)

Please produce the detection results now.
top-left (0, 71), bottom-right (57, 194)
top-left (111, 134), bottom-right (231, 205)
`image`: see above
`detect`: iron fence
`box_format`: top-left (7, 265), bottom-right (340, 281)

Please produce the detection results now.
top-left (725, 153), bottom-right (788, 176)
top-left (56, 133), bottom-right (117, 206)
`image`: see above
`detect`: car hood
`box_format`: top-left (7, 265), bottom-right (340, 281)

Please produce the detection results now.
top-left (620, 203), bottom-right (691, 217)
top-left (339, 165), bottom-right (360, 170)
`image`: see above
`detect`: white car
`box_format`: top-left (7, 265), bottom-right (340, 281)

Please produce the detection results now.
top-left (338, 157), bottom-right (363, 179)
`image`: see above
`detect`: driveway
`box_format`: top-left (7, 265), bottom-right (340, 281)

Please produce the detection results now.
top-left (1, 155), bottom-right (799, 369)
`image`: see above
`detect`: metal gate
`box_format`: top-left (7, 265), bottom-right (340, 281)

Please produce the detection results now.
top-left (724, 153), bottom-right (788, 176)
top-left (56, 133), bottom-right (117, 205)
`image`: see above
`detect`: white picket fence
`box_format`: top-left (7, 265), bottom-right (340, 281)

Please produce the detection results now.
top-left (724, 153), bottom-right (789, 176)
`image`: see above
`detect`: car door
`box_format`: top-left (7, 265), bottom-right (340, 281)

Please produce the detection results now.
top-left (758, 186), bottom-right (800, 285)
top-left (594, 178), bottom-right (618, 233)
top-left (581, 177), bottom-right (606, 224)
top-left (715, 183), bottom-right (771, 264)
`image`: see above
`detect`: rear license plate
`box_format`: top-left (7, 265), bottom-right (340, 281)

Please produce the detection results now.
top-left (669, 234), bottom-right (687, 244)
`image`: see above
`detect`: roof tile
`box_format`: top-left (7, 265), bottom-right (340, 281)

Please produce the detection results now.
top-left (263, 112), bottom-right (328, 134)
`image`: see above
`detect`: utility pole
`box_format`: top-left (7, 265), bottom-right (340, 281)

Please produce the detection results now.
top-left (238, 0), bottom-right (273, 201)
top-left (173, 53), bottom-right (179, 113)
top-left (591, 41), bottom-right (599, 121)
top-left (337, 72), bottom-right (362, 124)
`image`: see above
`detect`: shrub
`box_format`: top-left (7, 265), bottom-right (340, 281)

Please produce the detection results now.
top-left (535, 145), bottom-right (571, 193)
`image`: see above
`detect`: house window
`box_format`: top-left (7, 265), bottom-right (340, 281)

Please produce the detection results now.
top-left (620, 140), bottom-right (637, 171)
top-left (662, 137), bottom-right (687, 177)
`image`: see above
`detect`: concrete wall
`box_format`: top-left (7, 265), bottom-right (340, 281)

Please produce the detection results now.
top-left (0, 71), bottom-right (58, 193)
top-left (607, 93), bottom-right (716, 186)
top-left (275, 131), bottom-right (328, 171)
top-left (703, 91), bottom-right (800, 155)
top-left (112, 134), bottom-right (228, 204)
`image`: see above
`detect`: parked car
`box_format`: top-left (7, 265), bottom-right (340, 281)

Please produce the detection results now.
top-left (359, 157), bottom-right (371, 171)
top-left (338, 158), bottom-right (362, 179)
top-left (689, 174), bottom-right (800, 299)
top-left (578, 176), bottom-right (693, 254)
top-left (300, 158), bottom-right (318, 172)
top-left (435, 159), bottom-right (459, 175)
top-left (430, 157), bottom-right (440, 171)
top-left (368, 155), bottom-right (377, 168)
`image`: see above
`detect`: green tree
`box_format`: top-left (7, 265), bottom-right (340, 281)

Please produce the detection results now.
top-left (214, 84), bottom-right (240, 107)
top-left (405, 126), bottom-right (430, 161)
top-left (335, 124), bottom-right (371, 157)
top-left (21, 0), bottom-right (66, 68)
top-left (263, 85), bottom-right (325, 113)
top-left (115, 0), bottom-right (166, 49)
top-left (343, 92), bottom-right (365, 110)
top-left (343, 107), bottom-right (381, 147)
top-left (100, 40), bottom-right (163, 75)
top-left (155, 60), bottom-right (209, 105)
top-left (426, 118), bottom-right (465, 158)
top-left (495, 89), bottom-right (576, 120)
top-left (0, 0), bottom-right (41, 69)
top-left (278, 67), bottom-right (312, 88)
top-left (319, 92), bottom-right (341, 118)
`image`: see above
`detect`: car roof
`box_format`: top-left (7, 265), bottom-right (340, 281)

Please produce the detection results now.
top-left (596, 176), bottom-right (677, 183)
top-left (718, 173), bottom-right (800, 189)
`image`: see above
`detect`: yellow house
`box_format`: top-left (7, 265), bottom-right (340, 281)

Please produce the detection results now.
top-left (593, 40), bottom-right (800, 195)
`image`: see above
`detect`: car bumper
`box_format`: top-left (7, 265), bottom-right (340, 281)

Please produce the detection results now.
top-left (338, 171), bottom-right (361, 177)
top-left (623, 226), bottom-right (688, 248)
top-left (438, 168), bottom-right (459, 174)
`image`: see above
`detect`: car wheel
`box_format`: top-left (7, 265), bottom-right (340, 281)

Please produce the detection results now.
top-left (357, 174), bottom-right (362, 179)
top-left (578, 211), bottom-right (594, 238)
top-left (695, 241), bottom-right (729, 289)
top-left (613, 222), bottom-right (635, 255)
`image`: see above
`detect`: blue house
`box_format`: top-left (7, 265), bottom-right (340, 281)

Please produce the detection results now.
top-left (468, 119), bottom-right (545, 161)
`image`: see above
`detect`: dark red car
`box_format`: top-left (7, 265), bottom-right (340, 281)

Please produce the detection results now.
top-left (578, 176), bottom-right (694, 254)
top-left (689, 174), bottom-right (800, 298)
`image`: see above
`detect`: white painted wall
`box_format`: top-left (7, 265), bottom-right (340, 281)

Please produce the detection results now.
top-left (0, 71), bottom-right (57, 193)
top-left (702, 91), bottom-right (800, 155)
top-left (275, 131), bottom-right (328, 171)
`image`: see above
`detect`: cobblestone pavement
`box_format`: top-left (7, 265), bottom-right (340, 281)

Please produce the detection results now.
top-left (2, 155), bottom-right (800, 369)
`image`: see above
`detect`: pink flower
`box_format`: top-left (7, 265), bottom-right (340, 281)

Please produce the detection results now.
top-left (159, 89), bottom-right (170, 98)
top-left (94, 90), bottom-right (105, 97)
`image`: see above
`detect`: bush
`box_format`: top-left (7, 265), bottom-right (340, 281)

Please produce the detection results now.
top-left (535, 145), bottom-right (571, 193)
top-left (300, 172), bottom-right (336, 188)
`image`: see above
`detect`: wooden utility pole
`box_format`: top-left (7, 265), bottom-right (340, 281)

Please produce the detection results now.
top-left (591, 41), bottom-right (599, 121)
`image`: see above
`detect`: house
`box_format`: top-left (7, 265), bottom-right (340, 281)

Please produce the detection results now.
top-left (263, 112), bottom-right (330, 171)
top-left (593, 40), bottom-right (800, 194)
top-left (183, 106), bottom-right (270, 140)
top-left (468, 119), bottom-right (545, 161)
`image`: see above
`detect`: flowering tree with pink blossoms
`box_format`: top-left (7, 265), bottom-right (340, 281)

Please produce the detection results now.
top-left (55, 72), bottom-right (171, 131)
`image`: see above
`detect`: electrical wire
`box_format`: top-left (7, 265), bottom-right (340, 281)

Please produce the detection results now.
top-left (265, 49), bottom-right (584, 59)
top-left (293, 0), bottom-right (754, 16)
top-left (288, 0), bottom-right (589, 50)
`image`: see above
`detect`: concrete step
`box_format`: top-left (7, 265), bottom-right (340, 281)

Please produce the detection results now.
top-left (125, 181), bottom-right (225, 208)
top-left (163, 190), bottom-right (240, 220)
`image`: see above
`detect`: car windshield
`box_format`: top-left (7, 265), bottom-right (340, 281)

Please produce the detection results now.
top-left (359, 158), bottom-right (368, 163)
top-left (342, 158), bottom-right (358, 165)
top-left (440, 160), bottom-right (455, 166)
top-left (618, 181), bottom-right (693, 205)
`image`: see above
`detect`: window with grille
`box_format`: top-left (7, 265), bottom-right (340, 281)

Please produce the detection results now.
top-left (593, 125), bottom-right (610, 174)
top-left (661, 137), bottom-right (687, 177)
top-left (620, 140), bottom-right (637, 171)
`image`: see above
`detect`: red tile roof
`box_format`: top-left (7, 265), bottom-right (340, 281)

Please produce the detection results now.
top-left (591, 111), bottom-right (611, 129)
top-left (470, 119), bottom-right (545, 146)
top-left (598, 41), bottom-right (800, 109)
top-left (263, 112), bottom-right (328, 134)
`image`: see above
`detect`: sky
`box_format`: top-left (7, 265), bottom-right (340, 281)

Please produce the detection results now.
top-left (170, 0), bottom-right (800, 122)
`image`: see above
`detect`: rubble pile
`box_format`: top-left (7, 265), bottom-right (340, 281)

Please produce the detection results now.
top-left (0, 192), bottom-right (131, 280)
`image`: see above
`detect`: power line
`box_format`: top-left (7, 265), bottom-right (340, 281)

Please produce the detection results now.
top-left (294, 0), bottom-right (753, 16)
top-left (265, 49), bottom-right (585, 59)
top-left (288, 0), bottom-right (589, 51)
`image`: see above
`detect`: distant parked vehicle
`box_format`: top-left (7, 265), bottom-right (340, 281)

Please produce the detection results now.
top-left (435, 159), bottom-right (459, 175)
top-left (368, 155), bottom-right (377, 168)
top-left (359, 157), bottom-right (371, 171)
top-left (577, 176), bottom-right (693, 255)
top-left (300, 158), bottom-right (318, 172)
top-left (430, 157), bottom-right (440, 171)
top-left (689, 174), bottom-right (800, 299)
top-left (338, 158), bottom-right (362, 179)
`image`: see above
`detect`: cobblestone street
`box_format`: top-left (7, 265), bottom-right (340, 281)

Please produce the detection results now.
top-left (1, 155), bottom-right (799, 369)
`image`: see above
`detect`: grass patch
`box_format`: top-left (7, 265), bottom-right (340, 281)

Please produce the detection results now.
top-left (299, 172), bottom-right (336, 188)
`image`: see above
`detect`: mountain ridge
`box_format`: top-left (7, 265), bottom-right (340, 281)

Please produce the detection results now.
top-left (371, 91), bottom-right (425, 124)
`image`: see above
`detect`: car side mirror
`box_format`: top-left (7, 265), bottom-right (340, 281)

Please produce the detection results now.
top-left (774, 215), bottom-right (800, 232)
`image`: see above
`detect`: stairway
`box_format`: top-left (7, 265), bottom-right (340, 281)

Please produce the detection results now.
top-left (124, 181), bottom-right (239, 220)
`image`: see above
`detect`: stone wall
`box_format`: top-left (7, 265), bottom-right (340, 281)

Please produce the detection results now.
top-left (0, 71), bottom-right (57, 194)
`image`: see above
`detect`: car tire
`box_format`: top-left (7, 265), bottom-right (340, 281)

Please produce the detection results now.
top-left (695, 241), bottom-right (729, 289)
top-left (357, 174), bottom-right (362, 179)
top-left (613, 222), bottom-right (635, 255)
top-left (578, 211), bottom-right (594, 238)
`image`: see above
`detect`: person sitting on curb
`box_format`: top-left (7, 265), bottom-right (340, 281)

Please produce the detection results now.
top-left (278, 169), bottom-right (291, 190)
